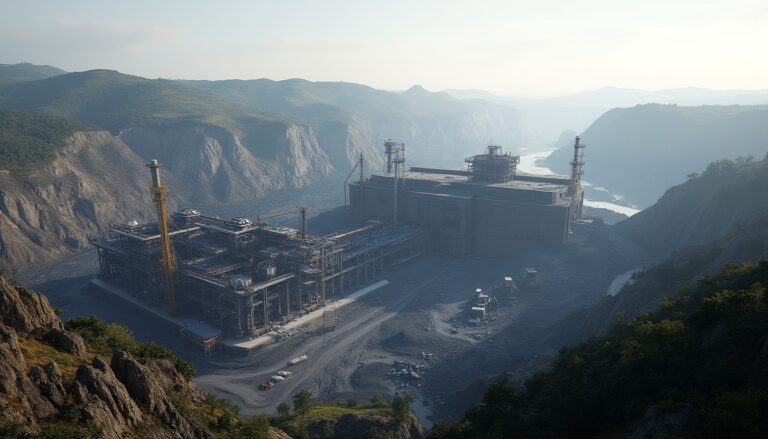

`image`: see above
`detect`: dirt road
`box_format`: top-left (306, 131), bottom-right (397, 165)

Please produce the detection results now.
top-left (194, 258), bottom-right (450, 415)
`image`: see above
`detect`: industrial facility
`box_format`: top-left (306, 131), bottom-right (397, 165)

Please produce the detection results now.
top-left (94, 160), bottom-right (428, 349)
top-left (93, 138), bottom-right (584, 351)
top-left (348, 138), bottom-right (586, 255)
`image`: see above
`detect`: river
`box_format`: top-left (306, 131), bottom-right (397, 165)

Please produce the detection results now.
top-left (517, 148), bottom-right (641, 217)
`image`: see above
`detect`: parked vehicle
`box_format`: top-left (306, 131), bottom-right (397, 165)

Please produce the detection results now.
top-left (288, 354), bottom-right (309, 365)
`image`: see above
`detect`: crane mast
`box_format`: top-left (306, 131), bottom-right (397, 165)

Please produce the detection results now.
top-left (147, 160), bottom-right (177, 315)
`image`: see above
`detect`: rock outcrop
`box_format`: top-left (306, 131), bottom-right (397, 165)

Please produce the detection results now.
top-left (28, 362), bottom-right (67, 409)
top-left (0, 275), bottom-right (62, 332)
top-left (73, 357), bottom-right (145, 437)
top-left (0, 274), bottom-right (216, 438)
top-left (111, 350), bottom-right (214, 439)
top-left (46, 327), bottom-right (88, 356)
top-left (0, 323), bottom-right (58, 425)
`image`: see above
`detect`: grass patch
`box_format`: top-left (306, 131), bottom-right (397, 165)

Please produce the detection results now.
top-left (278, 403), bottom-right (393, 433)
top-left (18, 336), bottom-right (87, 380)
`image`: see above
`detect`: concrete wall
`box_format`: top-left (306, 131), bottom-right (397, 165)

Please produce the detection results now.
top-left (350, 181), bottom-right (572, 256)
top-left (471, 198), bottom-right (569, 255)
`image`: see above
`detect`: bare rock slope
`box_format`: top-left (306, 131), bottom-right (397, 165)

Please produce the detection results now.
top-left (120, 124), bottom-right (333, 202)
top-left (0, 131), bottom-right (155, 267)
top-left (0, 274), bottom-right (218, 438)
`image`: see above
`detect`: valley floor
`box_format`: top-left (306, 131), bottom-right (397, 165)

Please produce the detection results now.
top-left (22, 218), bottom-right (644, 427)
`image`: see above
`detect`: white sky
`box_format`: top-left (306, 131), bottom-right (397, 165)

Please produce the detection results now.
top-left (1, 0), bottom-right (766, 94)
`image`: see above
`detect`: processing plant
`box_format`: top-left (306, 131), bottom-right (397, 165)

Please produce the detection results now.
top-left (94, 161), bottom-right (428, 350)
top-left (348, 137), bottom-right (586, 255)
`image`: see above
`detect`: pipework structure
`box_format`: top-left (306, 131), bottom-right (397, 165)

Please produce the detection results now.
top-left (349, 139), bottom-right (586, 255)
top-left (384, 140), bottom-right (406, 224)
top-left (146, 160), bottom-right (177, 315)
top-left (464, 144), bottom-right (520, 183)
top-left (94, 165), bottom-right (428, 342)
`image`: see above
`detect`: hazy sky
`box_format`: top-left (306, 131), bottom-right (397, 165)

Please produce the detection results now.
top-left (1, 0), bottom-right (766, 95)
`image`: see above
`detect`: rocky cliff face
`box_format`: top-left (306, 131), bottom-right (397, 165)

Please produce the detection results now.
top-left (0, 131), bottom-right (157, 268)
top-left (0, 274), bottom-right (217, 438)
top-left (120, 124), bottom-right (333, 203)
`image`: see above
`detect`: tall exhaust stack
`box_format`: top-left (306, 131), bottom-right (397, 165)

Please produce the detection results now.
top-left (569, 136), bottom-right (585, 197)
top-left (385, 139), bottom-right (396, 174)
top-left (568, 137), bottom-right (586, 223)
top-left (147, 159), bottom-right (177, 315)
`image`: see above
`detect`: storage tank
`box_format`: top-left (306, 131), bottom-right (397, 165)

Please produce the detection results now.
top-left (230, 275), bottom-right (253, 290)
top-left (121, 218), bottom-right (139, 229)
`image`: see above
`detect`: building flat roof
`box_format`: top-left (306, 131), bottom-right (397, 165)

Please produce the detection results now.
top-left (368, 172), bottom-right (568, 193)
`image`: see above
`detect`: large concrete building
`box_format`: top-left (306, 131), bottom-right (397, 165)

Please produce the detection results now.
top-left (348, 139), bottom-right (586, 255)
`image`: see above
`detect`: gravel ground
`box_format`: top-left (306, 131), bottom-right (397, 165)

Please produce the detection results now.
top-left (22, 214), bottom-right (637, 427)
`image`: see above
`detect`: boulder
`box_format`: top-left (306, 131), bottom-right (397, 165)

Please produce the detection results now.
top-left (46, 327), bottom-right (88, 356)
top-left (0, 276), bottom-right (62, 333)
top-left (29, 362), bottom-right (67, 408)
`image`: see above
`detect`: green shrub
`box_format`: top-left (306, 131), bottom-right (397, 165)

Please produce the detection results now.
top-left (65, 315), bottom-right (195, 379)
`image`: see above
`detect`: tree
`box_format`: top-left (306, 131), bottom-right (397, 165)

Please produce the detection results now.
top-left (239, 415), bottom-right (270, 439)
top-left (277, 402), bottom-right (291, 417)
top-left (391, 391), bottom-right (415, 424)
top-left (370, 393), bottom-right (385, 408)
top-left (292, 390), bottom-right (313, 413)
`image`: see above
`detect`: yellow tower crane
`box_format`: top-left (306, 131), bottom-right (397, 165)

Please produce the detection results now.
top-left (146, 160), bottom-right (177, 315)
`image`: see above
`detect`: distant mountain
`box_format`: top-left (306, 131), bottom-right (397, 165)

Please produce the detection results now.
top-left (446, 86), bottom-right (768, 108)
top-left (445, 87), bottom-right (768, 147)
top-left (0, 69), bottom-right (284, 135)
top-left (0, 67), bottom-right (527, 268)
top-left (182, 79), bottom-right (524, 167)
top-left (546, 104), bottom-right (768, 208)
top-left (0, 70), bottom-right (335, 191)
top-left (0, 62), bottom-right (66, 84)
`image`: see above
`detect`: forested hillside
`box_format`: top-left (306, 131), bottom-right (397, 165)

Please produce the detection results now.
top-left (615, 156), bottom-right (768, 255)
top-left (0, 109), bottom-right (89, 170)
top-left (0, 62), bottom-right (66, 84)
top-left (430, 259), bottom-right (768, 439)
